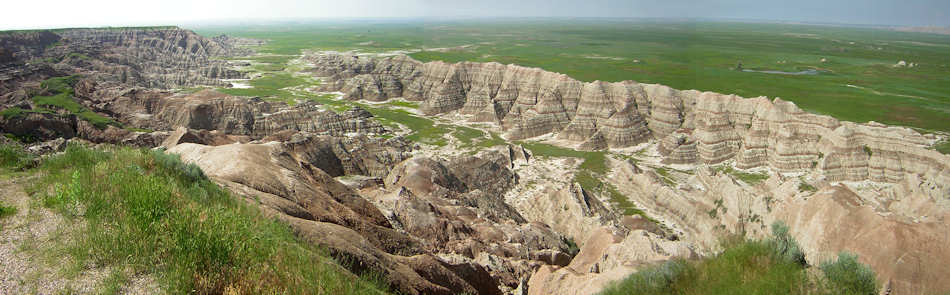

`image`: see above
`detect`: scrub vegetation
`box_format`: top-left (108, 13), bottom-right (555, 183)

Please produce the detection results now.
top-left (599, 222), bottom-right (878, 295)
top-left (1, 142), bottom-right (388, 294)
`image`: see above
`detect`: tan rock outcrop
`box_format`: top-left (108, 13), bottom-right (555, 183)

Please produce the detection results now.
top-left (167, 141), bottom-right (500, 295)
top-left (527, 227), bottom-right (694, 295)
top-left (375, 155), bottom-right (579, 292)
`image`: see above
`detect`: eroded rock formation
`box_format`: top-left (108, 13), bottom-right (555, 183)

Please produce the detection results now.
top-left (308, 53), bottom-right (950, 186)
top-left (1, 27), bottom-right (247, 91)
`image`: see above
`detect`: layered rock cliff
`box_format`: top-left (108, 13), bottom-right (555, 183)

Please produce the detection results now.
top-left (308, 53), bottom-right (950, 186)
top-left (0, 27), bottom-right (247, 93)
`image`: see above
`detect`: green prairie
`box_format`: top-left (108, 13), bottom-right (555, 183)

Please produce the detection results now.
top-left (197, 20), bottom-right (950, 133)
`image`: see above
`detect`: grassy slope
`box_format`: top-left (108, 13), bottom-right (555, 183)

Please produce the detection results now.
top-left (599, 222), bottom-right (878, 295)
top-left (0, 142), bottom-right (388, 294)
top-left (197, 21), bottom-right (950, 133)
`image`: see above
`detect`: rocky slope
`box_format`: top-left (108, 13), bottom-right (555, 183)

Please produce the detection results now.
top-left (307, 52), bottom-right (950, 294)
top-left (0, 27), bottom-right (254, 142)
top-left (1, 27), bottom-right (247, 91)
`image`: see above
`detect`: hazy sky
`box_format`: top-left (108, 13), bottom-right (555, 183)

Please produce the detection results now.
top-left (3, 0), bottom-right (949, 30)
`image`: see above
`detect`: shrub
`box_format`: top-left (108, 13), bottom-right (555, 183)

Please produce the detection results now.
top-left (599, 237), bottom-right (811, 295)
top-left (151, 148), bottom-right (207, 182)
top-left (599, 259), bottom-right (688, 295)
top-left (820, 252), bottom-right (878, 295)
top-left (798, 181), bottom-right (818, 192)
top-left (599, 221), bottom-right (878, 295)
top-left (563, 236), bottom-right (580, 257)
top-left (768, 221), bottom-right (807, 266)
top-left (0, 142), bottom-right (35, 170)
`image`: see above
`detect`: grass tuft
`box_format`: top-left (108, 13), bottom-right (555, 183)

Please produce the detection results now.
top-left (0, 142), bottom-right (36, 170)
top-left (798, 181), bottom-right (818, 193)
top-left (0, 202), bottom-right (16, 219)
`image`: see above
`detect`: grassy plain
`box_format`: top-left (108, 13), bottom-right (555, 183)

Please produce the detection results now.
top-left (197, 20), bottom-right (950, 133)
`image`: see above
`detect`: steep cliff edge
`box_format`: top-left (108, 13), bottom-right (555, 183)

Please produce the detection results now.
top-left (308, 53), bottom-right (950, 186)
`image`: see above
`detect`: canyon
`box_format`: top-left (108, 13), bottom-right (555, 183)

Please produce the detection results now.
top-left (1, 27), bottom-right (948, 294)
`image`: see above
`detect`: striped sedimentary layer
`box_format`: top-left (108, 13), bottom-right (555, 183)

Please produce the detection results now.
top-left (308, 53), bottom-right (949, 185)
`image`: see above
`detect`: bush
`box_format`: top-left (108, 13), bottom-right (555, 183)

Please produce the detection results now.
top-left (599, 221), bottom-right (878, 295)
top-left (820, 252), bottom-right (878, 295)
top-left (599, 236), bottom-right (809, 295)
top-left (599, 259), bottom-right (688, 295)
top-left (563, 236), bottom-right (580, 257)
top-left (768, 221), bottom-right (807, 266)
top-left (0, 142), bottom-right (35, 170)
top-left (798, 181), bottom-right (818, 192)
top-left (151, 148), bottom-right (207, 182)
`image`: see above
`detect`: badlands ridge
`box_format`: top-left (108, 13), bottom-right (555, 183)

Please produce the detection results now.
top-left (0, 28), bottom-right (948, 294)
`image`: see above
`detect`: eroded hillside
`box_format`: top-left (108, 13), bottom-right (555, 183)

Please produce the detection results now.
top-left (1, 27), bottom-right (948, 294)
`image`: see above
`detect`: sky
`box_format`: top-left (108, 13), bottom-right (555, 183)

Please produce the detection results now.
top-left (3, 0), bottom-right (949, 30)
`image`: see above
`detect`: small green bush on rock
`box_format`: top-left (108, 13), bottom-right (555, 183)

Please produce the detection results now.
top-left (151, 148), bottom-right (207, 182)
top-left (768, 221), bottom-right (807, 266)
top-left (821, 252), bottom-right (878, 295)
top-left (598, 221), bottom-right (878, 295)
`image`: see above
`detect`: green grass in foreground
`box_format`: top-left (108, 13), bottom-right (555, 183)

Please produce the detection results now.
top-left (0, 141), bottom-right (35, 170)
top-left (0, 202), bottom-right (15, 219)
top-left (599, 222), bottom-right (877, 295)
top-left (475, 131), bottom-right (508, 149)
top-left (19, 143), bottom-right (387, 294)
top-left (0, 142), bottom-right (32, 223)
